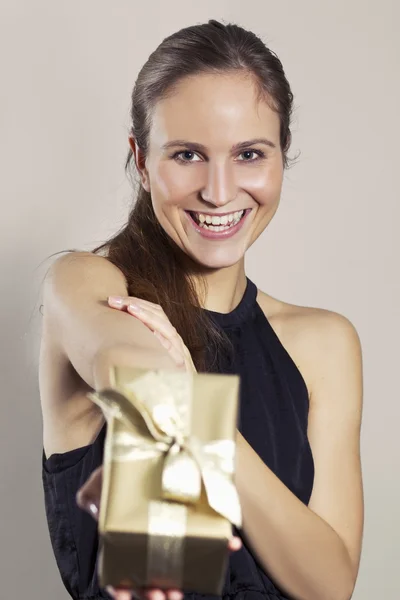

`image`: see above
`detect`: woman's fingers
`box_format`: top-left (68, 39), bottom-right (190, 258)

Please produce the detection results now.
top-left (106, 585), bottom-right (134, 599)
top-left (108, 296), bottom-right (191, 370)
top-left (108, 297), bottom-right (178, 344)
top-left (228, 535), bottom-right (242, 552)
top-left (109, 298), bottom-right (183, 353)
top-left (108, 296), bottom-right (164, 316)
top-left (145, 590), bottom-right (178, 600)
top-left (106, 587), bottom-right (183, 600)
top-left (114, 590), bottom-right (133, 600)
top-left (126, 303), bottom-right (179, 343)
top-left (76, 465), bottom-right (103, 520)
top-left (166, 591), bottom-right (183, 600)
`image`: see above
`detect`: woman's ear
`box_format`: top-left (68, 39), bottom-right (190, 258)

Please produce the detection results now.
top-left (128, 136), bottom-right (150, 192)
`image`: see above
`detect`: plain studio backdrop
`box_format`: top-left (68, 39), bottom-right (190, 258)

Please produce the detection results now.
top-left (0, 1), bottom-right (398, 598)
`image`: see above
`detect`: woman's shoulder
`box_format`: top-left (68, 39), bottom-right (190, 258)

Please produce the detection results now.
top-left (46, 250), bottom-right (126, 284)
top-left (256, 287), bottom-right (358, 337)
top-left (256, 288), bottom-right (360, 400)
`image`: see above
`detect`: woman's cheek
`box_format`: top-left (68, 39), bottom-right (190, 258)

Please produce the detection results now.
top-left (245, 180), bottom-right (280, 211)
top-left (153, 161), bottom-right (199, 200)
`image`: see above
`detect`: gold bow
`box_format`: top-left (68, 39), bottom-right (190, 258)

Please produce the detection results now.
top-left (87, 369), bottom-right (242, 529)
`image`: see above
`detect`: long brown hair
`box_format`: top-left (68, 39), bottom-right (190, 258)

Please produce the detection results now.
top-left (48, 19), bottom-right (297, 372)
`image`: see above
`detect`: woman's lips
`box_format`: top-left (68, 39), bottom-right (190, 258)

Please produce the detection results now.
top-left (184, 209), bottom-right (251, 240)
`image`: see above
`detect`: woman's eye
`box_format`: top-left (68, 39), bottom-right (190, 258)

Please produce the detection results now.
top-left (237, 150), bottom-right (265, 161)
top-left (173, 151), bottom-right (201, 163)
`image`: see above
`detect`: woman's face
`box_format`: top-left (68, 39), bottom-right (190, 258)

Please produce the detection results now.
top-left (132, 71), bottom-right (284, 270)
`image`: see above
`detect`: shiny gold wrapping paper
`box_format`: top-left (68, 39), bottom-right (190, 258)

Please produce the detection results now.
top-left (87, 366), bottom-right (242, 595)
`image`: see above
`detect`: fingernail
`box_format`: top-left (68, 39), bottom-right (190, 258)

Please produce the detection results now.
top-left (150, 591), bottom-right (165, 600)
top-left (117, 592), bottom-right (133, 600)
top-left (88, 503), bottom-right (98, 516)
top-left (109, 296), bottom-right (123, 306)
top-left (128, 303), bottom-right (142, 313)
top-left (106, 589), bottom-right (131, 600)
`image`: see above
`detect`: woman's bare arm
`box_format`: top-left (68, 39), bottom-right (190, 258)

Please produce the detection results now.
top-left (42, 251), bottom-right (179, 394)
top-left (42, 252), bottom-right (188, 600)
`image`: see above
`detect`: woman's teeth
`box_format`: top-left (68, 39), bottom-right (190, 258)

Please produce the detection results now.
top-left (191, 210), bottom-right (245, 231)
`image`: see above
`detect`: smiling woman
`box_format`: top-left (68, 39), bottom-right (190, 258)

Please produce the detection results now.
top-left (40, 17), bottom-right (363, 600)
top-left (137, 69), bottom-right (284, 265)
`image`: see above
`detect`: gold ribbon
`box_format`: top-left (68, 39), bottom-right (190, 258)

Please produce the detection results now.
top-left (87, 369), bottom-right (242, 587)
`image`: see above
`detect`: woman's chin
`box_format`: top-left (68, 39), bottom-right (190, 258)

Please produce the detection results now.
top-left (189, 251), bottom-right (244, 271)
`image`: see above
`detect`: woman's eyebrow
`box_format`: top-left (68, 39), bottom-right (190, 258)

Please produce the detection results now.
top-left (161, 137), bottom-right (276, 152)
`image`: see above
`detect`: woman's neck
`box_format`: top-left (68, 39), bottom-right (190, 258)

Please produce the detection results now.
top-left (191, 261), bottom-right (247, 314)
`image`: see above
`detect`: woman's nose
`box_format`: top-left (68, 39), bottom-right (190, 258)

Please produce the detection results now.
top-left (200, 162), bottom-right (238, 207)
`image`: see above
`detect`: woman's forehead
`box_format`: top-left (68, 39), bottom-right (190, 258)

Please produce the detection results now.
top-left (149, 73), bottom-right (280, 150)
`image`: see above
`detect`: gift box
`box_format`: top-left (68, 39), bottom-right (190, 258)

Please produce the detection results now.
top-left (87, 366), bottom-right (242, 595)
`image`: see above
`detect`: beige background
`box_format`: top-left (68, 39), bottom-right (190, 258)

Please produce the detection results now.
top-left (0, 0), bottom-right (398, 598)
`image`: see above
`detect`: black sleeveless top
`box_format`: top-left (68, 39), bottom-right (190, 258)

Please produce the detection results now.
top-left (42, 278), bottom-right (315, 600)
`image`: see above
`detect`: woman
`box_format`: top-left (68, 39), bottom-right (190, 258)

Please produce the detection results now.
top-left (40, 19), bottom-right (364, 600)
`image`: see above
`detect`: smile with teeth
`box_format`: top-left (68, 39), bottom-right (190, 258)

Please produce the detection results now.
top-left (189, 210), bottom-right (245, 231)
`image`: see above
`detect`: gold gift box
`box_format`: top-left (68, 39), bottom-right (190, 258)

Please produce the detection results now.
top-left (87, 366), bottom-right (242, 595)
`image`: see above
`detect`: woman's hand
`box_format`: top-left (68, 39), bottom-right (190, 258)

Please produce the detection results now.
top-left (108, 296), bottom-right (197, 372)
top-left (77, 466), bottom-right (242, 600)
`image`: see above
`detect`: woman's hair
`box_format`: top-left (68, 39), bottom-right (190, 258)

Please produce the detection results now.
top-left (48, 19), bottom-right (297, 372)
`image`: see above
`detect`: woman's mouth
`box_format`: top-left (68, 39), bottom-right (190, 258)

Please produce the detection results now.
top-left (184, 209), bottom-right (251, 239)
